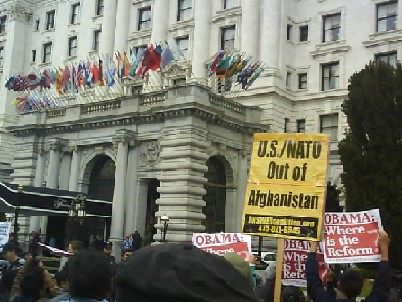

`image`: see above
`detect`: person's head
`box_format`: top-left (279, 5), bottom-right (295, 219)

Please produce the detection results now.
top-left (115, 244), bottom-right (257, 302)
top-left (69, 251), bottom-right (113, 300)
top-left (338, 269), bottom-right (365, 299)
top-left (68, 240), bottom-right (84, 254)
top-left (9, 233), bottom-right (15, 241)
top-left (223, 252), bottom-right (253, 284)
top-left (2, 242), bottom-right (18, 262)
top-left (23, 258), bottom-right (43, 276)
top-left (20, 267), bottom-right (46, 300)
top-left (104, 241), bottom-right (113, 255)
top-left (281, 286), bottom-right (305, 302)
top-left (121, 249), bottom-right (133, 262)
top-left (265, 262), bottom-right (277, 281)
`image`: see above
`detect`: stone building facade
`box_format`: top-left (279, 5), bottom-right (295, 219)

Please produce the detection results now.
top-left (0, 0), bottom-right (401, 248)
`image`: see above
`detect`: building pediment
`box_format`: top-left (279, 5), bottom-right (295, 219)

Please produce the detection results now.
top-left (362, 30), bottom-right (402, 49)
top-left (311, 40), bottom-right (351, 58)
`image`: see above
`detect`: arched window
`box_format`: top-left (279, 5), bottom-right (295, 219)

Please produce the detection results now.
top-left (203, 156), bottom-right (226, 233)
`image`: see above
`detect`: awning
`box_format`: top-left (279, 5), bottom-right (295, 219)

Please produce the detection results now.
top-left (0, 182), bottom-right (112, 217)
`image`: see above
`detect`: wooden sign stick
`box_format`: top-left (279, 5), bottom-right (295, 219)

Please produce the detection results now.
top-left (273, 238), bottom-right (285, 302)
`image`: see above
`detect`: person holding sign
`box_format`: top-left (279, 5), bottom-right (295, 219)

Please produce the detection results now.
top-left (306, 231), bottom-right (391, 302)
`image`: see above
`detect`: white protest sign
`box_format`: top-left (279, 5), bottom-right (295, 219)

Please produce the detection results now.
top-left (0, 222), bottom-right (11, 252)
top-left (192, 233), bottom-right (252, 260)
top-left (324, 209), bottom-right (382, 263)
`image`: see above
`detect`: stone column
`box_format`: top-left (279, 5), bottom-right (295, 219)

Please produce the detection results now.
top-left (30, 147), bottom-right (45, 233)
top-left (124, 143), bottom-right (142, 235)
top-left (241, 0), bottom-right (260, 59)
top-left (191, 0), bottom-right (212, 80)
top-left (132, 179), bottom-right (149, 237)
top-left (59, 150), bottom-right (72, 190)
top-left (260, 0), bottom-right (281, 70)
top-left (99, 0), bottom-right (117, 54)
top-left (114, 0), bottom-right (130, 53)
top-left (150, 0), bottom-right (169, 43)
top-left (46, 141), bottom-right (61, 189)
top-left (69, 147), bottom-right (80, 192)
top-left (41, 140), bottom-right (62, 237)
top-left (235, 150), bottom-right (249, 232)
top-left (155, 126), bottom-right (209, 242)
top-left (110, 130), bottom-right (133, 259)
top-left (0, 5), bottom-right (29, 174)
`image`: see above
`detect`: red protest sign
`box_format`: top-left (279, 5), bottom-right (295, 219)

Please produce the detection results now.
top-left (282, 239), bottom-right (326, 287)
top-left (323, 209), bottom-right (382, 263)
top-left (192, 233), bottom-right (252, 261)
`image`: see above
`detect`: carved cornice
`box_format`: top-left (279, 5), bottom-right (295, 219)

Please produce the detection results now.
top-left (9, 105), bottom-right (266, 137)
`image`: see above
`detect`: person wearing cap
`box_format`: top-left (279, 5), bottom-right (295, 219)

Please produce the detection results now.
top-left (0, 242), bottom-right (25, 302)
top-left (103, 241), bottom-right (115, 265)
top-left (115, 243), bottom-right (258, 302)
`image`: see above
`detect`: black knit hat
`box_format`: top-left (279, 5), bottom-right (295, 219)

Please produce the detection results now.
top-left (115, 243), bottom-right (257, 302)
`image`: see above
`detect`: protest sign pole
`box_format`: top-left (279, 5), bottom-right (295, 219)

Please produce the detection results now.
top-left (273, 238), bottom-right (284, 302)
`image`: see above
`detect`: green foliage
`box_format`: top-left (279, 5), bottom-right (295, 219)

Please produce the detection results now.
top-left (339, 61), bottom-right (402, 269)
top-left (325, 182), bottom-right (342, 212)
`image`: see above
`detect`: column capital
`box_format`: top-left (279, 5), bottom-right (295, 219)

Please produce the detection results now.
top-left (44, 139), bottom-right (68, 152)
top-left (63, 145), bottom-right (80, 153)
top-left (113, 129), bottom-right (136, 148)
top-left (7, 3), bottom-right (32, 22)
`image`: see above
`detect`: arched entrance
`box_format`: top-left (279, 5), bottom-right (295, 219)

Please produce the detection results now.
top-left (87, 156), bottom-right (115, 201)
top-left (84, 155), bottom-right (116, 247)
top-left (203, 156), bottom-right (228, 233)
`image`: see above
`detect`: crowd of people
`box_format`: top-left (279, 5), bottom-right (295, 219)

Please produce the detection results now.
top-left (0, 230), bottom-right (395, 302)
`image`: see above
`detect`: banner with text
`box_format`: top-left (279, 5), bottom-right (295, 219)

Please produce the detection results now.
top-left (192, 233), bottom-right (252, 261)
top-left (283, 239), bottom-right (326, 287)
top-left (0, 222), bottom-right (11, 252)
top-left (324, 210), bottom-right (382, 263)
top-left (242, 133), bottom-right (329, 240)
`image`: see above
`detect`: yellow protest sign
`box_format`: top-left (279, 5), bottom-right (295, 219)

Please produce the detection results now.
top-left (242, 133), bottom-right (330, 241)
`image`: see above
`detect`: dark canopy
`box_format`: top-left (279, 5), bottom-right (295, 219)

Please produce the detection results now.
top-left (0, 182), bottom-right (111, 217)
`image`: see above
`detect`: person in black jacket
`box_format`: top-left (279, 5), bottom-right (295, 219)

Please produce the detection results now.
top-left (0, 242), bottom-right (25, 302)
top-left (306, 231), bottom-right (391, 302)
top-left (103, 241), bottom-right (115, 265)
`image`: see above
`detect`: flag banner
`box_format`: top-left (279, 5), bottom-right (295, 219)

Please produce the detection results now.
top-left (0, 222), bottom-right (11, 252)
top-left (207, 50), bottom-right (265, 90)
top-left (192, 233), bottom-right (252, 261)
top-left (5, 43), bottom-right (183, 113)
top-left (242, 133), bottom-right (330, 241)
top-left (38, 242), bottom-right (72, 257)
top-left (323, 209), bottom-right (382, 263)
top-left (282, 239), bottom-right (326, 287)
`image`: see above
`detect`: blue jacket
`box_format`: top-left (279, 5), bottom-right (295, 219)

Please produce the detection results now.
top-left (306, 253), bottom-right (391, 302)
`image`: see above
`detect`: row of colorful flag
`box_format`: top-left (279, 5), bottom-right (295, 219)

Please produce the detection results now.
top-left (6, 46), bottom-right (265, 112)
top-left (6, 44), bottom-right (178, 93)
top-left (208, 50), bottom-right (264, 90)
top-left (6, 44), bottom-right (181, 111)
